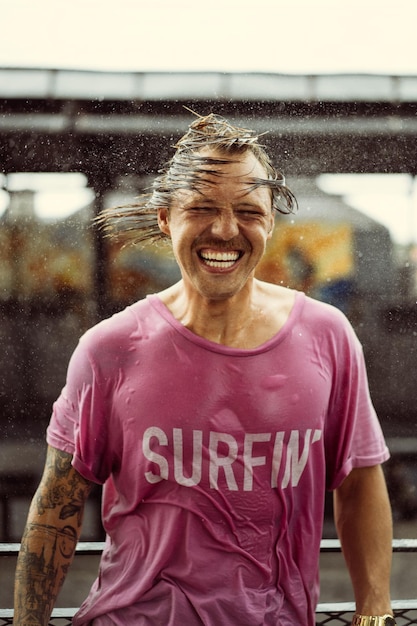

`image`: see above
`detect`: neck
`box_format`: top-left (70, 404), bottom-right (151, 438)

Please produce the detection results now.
top-left (191, 290), bottom-right (255, 343)
top-left (158, 278), bottom-right (286, 348)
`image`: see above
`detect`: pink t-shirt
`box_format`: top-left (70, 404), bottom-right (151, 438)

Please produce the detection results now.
top-left (47, 291), bottom-right (389, 626)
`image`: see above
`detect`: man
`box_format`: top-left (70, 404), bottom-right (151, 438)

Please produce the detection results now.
top-left (14, 113), bottom-right (395, 626)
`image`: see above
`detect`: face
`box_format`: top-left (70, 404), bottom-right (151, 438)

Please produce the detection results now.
top-left (157, 149), bottom-right (275, 302)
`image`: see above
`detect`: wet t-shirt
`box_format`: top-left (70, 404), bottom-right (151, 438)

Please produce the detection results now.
top-left (47, 292), bottom-right (389, 625)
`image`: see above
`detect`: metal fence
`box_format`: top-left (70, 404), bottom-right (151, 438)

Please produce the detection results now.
top-left (2, 540), bottom-right (417, 625)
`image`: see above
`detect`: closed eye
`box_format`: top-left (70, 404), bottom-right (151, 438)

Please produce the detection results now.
top-left (236, 209), bottom-right (266, 220)
top-left (186, 206), bottom-right (216, 214)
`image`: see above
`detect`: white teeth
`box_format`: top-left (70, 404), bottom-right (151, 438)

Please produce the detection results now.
top-left (200, 250), bottom-right (240, 268)
top-left (200, 251), bottom-right (239, 261)
top-left (204, 259), bottom-right (236, 268)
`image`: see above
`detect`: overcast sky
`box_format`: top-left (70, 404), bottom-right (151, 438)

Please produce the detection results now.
top-left (1, 0), bottom-right (417, 245)
top-left (2, 0), bottom-right (417, 74)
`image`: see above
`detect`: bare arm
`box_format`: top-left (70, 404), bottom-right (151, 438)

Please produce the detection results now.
top-left (13, 445), bottom-right (93, 626)
top-left (333, 464), bottom-right (393, 616)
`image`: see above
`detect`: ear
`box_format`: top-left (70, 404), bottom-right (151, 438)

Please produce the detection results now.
top-left (157, 208), bottom-right (171, 236)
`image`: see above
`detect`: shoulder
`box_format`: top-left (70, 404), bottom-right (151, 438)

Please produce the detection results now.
top-left (260, 281), bottom-right (351, 330)
top-left (79, 298), bottom-right (154, 360)
top-left (301, 293), bottom-right (349, 323)
top-left (299, 294), bottom-right (363, 356)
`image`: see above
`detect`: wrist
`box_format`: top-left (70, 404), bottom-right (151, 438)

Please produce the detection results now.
top-left (351, 614), bottom-right (396, 626)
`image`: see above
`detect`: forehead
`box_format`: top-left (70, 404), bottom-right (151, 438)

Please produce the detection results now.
top-left (197, 147), bottom-right (268, 178)
top-left (172, 148), bottom-right (272, 205)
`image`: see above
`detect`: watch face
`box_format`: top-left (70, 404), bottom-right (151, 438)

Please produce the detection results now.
top-left (384, 618), bottom-right (396, 626)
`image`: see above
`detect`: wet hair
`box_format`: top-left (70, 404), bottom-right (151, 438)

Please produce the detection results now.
top-left (97, 112), bottom-right (297, 245)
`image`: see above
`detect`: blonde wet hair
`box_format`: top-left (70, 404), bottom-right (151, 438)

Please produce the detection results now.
top-left (97, 112), bottom-right (297, 245)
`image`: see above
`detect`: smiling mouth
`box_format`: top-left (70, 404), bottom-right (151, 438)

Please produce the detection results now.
top-left (199, 249), bottom-right (241, 268)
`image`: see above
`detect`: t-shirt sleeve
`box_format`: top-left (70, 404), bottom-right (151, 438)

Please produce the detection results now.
top-left (322, 311), bottom-right (390, 490)
top-left (46, 330), bottom-right (114, 485)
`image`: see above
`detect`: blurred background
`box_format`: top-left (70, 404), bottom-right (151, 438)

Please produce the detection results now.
top-left (1, 0), bottom-right (417, 552)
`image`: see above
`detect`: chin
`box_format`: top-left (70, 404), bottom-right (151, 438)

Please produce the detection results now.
top-left (196, 282), bottom-right (247, 302)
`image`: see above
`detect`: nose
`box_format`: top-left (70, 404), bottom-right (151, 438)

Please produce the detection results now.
top-left (210, 211), bottom-right (240, 240)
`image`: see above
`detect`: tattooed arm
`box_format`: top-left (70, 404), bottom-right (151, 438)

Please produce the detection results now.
top-left (13, 445), bottom-right (93, 626)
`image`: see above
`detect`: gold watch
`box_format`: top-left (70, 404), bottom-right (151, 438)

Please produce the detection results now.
top-left (351, 615), bottom-right (396, 626)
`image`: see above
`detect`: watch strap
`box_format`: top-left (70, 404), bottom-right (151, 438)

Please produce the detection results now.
top-left (352, 614), bottom-right (396, 626)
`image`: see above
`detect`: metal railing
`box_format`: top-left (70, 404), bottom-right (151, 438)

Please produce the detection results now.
top-left (2, 540), bottom-right (417, 625)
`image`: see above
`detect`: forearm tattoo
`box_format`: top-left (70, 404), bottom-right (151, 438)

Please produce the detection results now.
top-left (14, 447), bottom-right (92, 625)
top-left (35, 451), bottom-right (90, 526)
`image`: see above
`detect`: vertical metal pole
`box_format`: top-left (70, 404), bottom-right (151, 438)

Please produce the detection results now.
top-left (91, 178), bottom-right (111, 322)
top-left (410, 174), bottom-right (416, 246)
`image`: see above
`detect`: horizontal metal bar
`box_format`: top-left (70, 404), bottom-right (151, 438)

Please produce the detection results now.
top-left (316, 601), bottom-right (356, 612)
top-left (0, 68), bottom-right (417, 103)
top-left (0, 601), bottom-right (416, 618)
top-left (0, 607), bottom-right (78, 618)
top-left (0, 541), bottom-right (107, 556)
top-left (75, 541), bottom-right (106, 554)
top-left (386, 436), bottom-right (417, 455)
top-left (1, 604), bottom-right (417, 615)
top-left (1, 113), bottom-right (417, 137)
top-left (320, 538), bottom-right (417, 552)
top-left (392, 539), bottom-right (417, 552)
top-left (0, 543), bottom-right (20, 555)
top-left (3, 539), bottom-right (417, 557)
top-left (317, 600), bottom-right (417, 612)
top-left (391, 600), bottom-right (417, 610)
